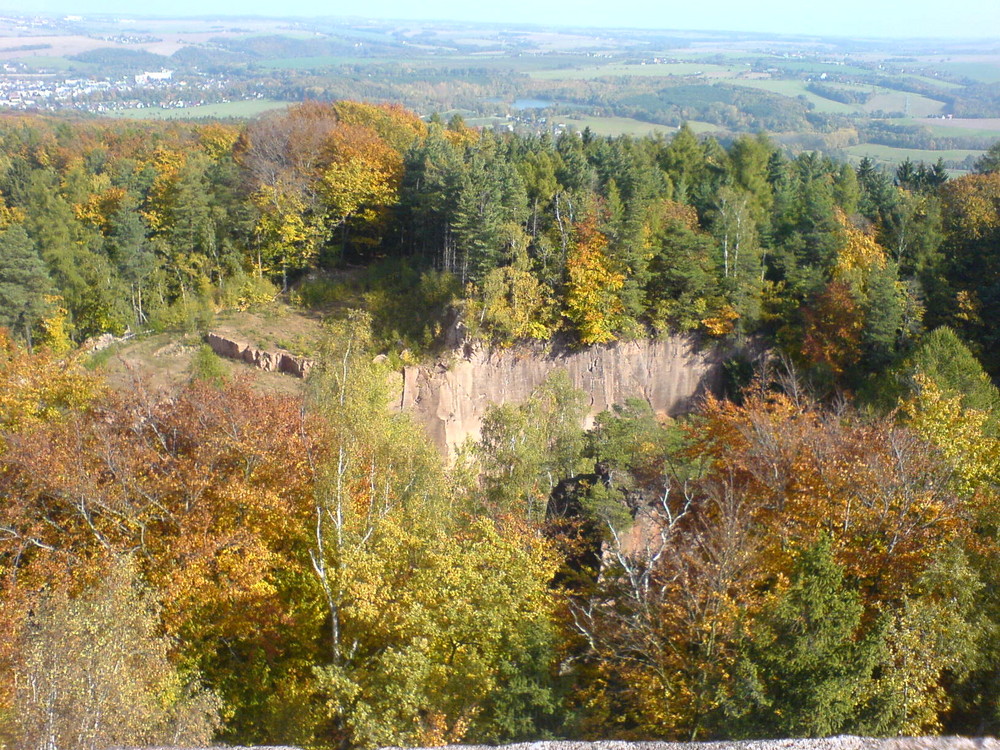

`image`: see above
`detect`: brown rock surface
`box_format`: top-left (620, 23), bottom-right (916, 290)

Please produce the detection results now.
top-left (401, 336), bottom-right (727, 456)
top-left (205, 332), bottom-right (314, 378)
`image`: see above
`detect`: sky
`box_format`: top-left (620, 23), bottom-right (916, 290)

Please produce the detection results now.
top-left (19, 0), bottom-right (1000, 39)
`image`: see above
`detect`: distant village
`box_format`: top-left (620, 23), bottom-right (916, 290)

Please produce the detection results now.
top-left (0, 63), bottom-right (243, 113)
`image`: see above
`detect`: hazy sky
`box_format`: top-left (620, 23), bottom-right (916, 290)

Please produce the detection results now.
top-left (20, 0), bottom-right (1000, 39)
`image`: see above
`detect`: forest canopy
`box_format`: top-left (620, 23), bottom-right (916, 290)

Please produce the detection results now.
top-left (2, 103), bottom-right (1000, 748)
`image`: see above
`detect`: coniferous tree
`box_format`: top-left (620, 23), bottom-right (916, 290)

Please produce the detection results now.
top-left (726, 536), bottom-right (882, 738)
top-left (0, 224), bottom-right (52, 349)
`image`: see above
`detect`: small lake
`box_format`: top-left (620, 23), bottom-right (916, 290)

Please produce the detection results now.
top-left (512, 98), bottom-right (554, 109)
top-left (486, 98), bottom-right (555, 109)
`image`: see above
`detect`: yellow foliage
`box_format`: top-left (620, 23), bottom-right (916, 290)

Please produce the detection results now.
top-left (955, 289), bottom-right (980, 323)
top-left (197, 123), bottom-right (240, 159)
top-left (900, 374), bottom-right (1000, 496)
top-left (0, 191), bottom-right (25, 230)
top-left (443, 126), bottom-right (480, 149)
top-left (332, 101), bottom-right (427, 153)
top-left (319, 124), bottom-right (403, 225)
top-left (36, 296), bottom-right (74, 355)
top-left (141, 147), bottom-right (187, 231)
top-left (564, 217), bottom-right (626, 345)
top-left (701, 304), bottom-right (739, 337)
top-left (73, 186), bottom-right (127, 232)
top-left (0, 330), bottom-right (101, 434)
top-left (252, 182), bottom-right (326, 275)
top-left (835, 209), bottom-right (887, 276)
top-left (477, 229), bottom-right (557, 343)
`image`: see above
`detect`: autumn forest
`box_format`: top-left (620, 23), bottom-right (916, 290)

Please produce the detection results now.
top-left (2, 100), bottom-right (1000, 749)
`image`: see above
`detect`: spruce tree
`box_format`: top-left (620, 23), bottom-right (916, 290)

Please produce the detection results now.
top-left (0, 224), bottom-right (52, 349)
top-left (725, 536), bottom-right (881, 738)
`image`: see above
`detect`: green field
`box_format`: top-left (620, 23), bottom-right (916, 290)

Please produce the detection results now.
top-left (902, 118), bottom-right (1000, 139)
top-left (668, 50), bottom-right (754, 60)
top-left (529, 62), bottom-right (739, 80)
top-left (13, 55), bottom-right (96, 71)
top-left (726, 78), bottom-right (857, 114)
top-left (903, 74), bottom-right (964, 90)
top-left (769, 60), bottom-right (872, 76)
top-left (843, 143), bottom-right (985, 166)
top-left (929, 61), bottom-right (1000, 83)
top-left (109, 99), bottom-right (291, 119)
top-left (862, 90), bottom-right (946, 117)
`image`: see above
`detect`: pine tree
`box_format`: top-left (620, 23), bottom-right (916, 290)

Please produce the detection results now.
top-left (0, 224), bottom-right (52, 349)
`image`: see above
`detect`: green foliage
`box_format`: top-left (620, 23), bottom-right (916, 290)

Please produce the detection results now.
top-left (313, 517), bottom-right (559, 749)
top-left (190, 343), bottom-right (229, 385)
top-left (4, 103), bottom-right (1000, 749)
top-left (216, 270), bottom-right (278, 312)
top-left (910, 326), bottom-right (1000, 419)
top-left (477, 371), bottom-right (588, 520)
top-left (473, 228), bottom-right (557, 344)
top-left (973, 140), bottom-right (1000, 174)
top-left (725, 536), bottom-right (881, 738)
top-left (148, 287), bottom-right (215, 334)
top-left (868, 547), bottom-right (984, 734)
top-left (0, 224), bottom-right (52, 347)
top-left (305, 313), bottom-right (560, 748)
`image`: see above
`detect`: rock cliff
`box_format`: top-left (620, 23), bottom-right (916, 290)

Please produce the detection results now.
top-left (401, 336), bottom-right (727, 456)
top-left (205, 332), bottom-right (314, 378)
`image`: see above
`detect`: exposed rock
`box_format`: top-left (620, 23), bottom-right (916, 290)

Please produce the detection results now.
top-left (401, 335), bottom-right (729, 456)
top-left (205, 332), bottom-right (314, 379)
top-left (153, 341), bottom-right (196, 357)
top-left (81, 331), bottom-right (133, 353)
top-left (207, 329), bottom-right (735, 454)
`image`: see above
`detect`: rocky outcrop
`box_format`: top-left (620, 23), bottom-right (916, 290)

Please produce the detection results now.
top-left (401, 336), bottom-right (729, 456)
top-left (205, 332), bottom-right (314, 378)
top-left (81, 331), bottom-right (134, 353)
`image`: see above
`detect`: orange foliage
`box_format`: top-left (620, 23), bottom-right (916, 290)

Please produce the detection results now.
top-left (332, 100), bottom-right (427, 153)
top-left (691, 388), bottom-right (964, 597)
top-left (0, 378), bottom-right (321, 657)
top-left (800, 280), bottom-right (864, 375)
top-left (648, 198), bottom-right (700, 232)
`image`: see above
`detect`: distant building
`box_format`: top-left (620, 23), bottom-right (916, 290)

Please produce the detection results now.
top-left (134, 69), bottom-right (173, 85)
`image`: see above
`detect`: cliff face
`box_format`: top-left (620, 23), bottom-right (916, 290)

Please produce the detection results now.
top-left (205, 332), bottom-right (315, 378)
top-left (400, 336), bottom-right (726, 456)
